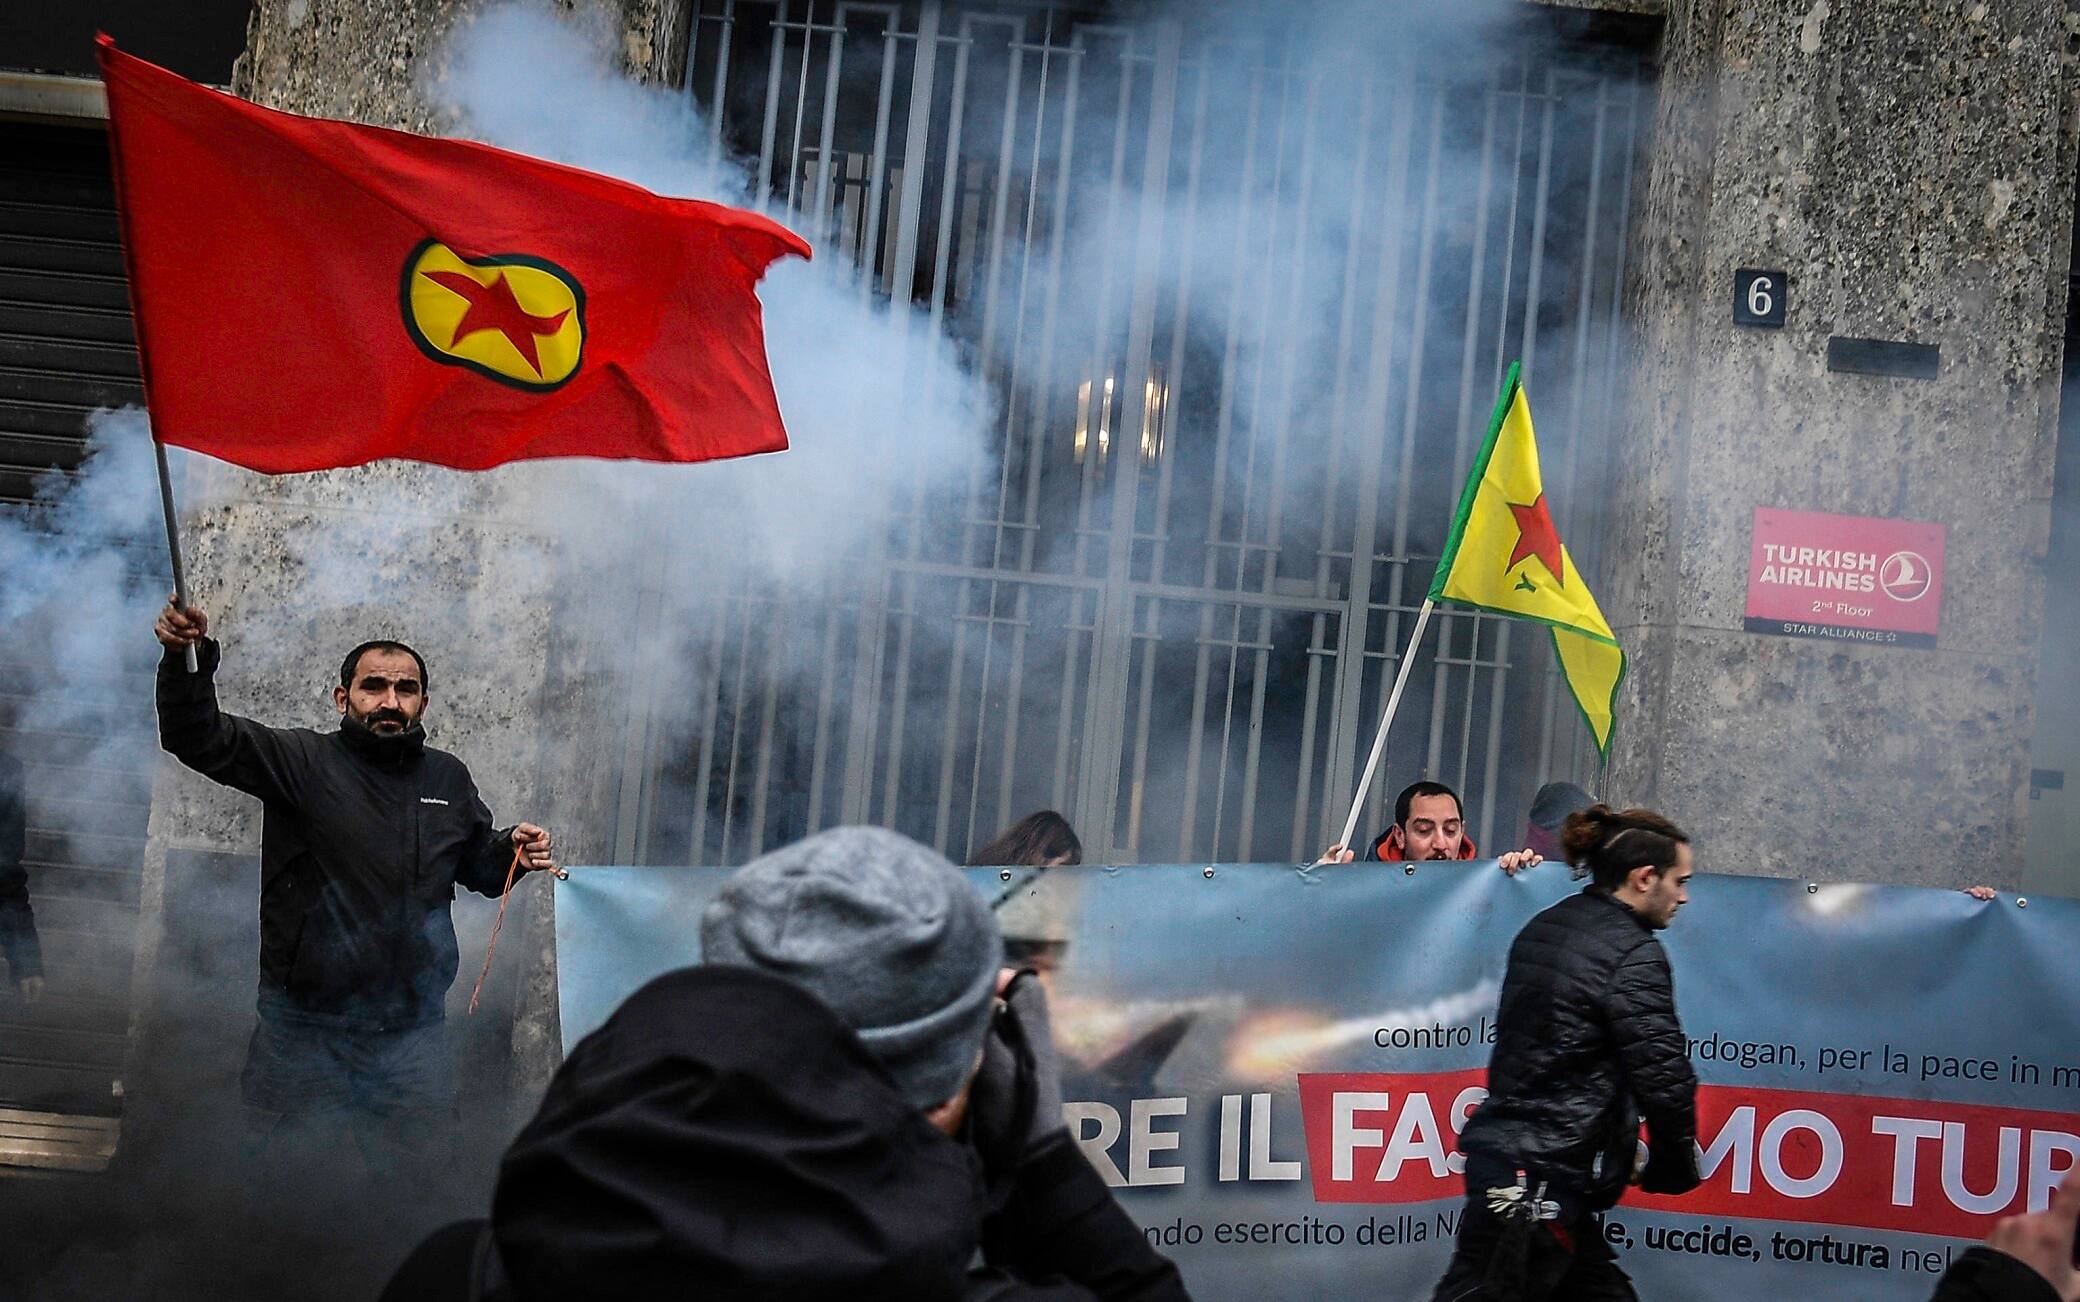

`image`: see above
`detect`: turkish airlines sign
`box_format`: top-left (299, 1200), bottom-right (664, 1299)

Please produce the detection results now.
top-left (1744, 507), bottom-right (1946, 649)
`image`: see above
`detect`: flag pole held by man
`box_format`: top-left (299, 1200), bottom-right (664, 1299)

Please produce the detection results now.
top-left (1330, 365), bottom-right (1625, 860)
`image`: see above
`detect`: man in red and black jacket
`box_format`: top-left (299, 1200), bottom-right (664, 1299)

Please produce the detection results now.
top-left (153, 598), bottom-right (560, 1158)
top-left (1317, 781), bottom-right (1543, 873)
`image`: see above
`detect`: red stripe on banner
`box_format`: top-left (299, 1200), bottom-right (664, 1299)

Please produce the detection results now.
top-left (1297, 1073), bottom-right (2080, 1240)
top-left (1632, 1084), bottom-right (2080, 1240)
top-left (1298, 1070), bottom-right (1490, 1205)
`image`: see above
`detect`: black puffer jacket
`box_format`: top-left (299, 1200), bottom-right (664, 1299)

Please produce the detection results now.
top-left (381, 966), bottom-right (1187, 1301)
top-left (156, 640), bottom-right (515, 1028)
top-left (1458, 886), bottom-right (1699, 1209)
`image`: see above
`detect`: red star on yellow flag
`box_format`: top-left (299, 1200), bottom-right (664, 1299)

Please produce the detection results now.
top-left (1505, 493), bottom-right (1564, 587)
top-left (1430, 364), bottom-right (1622, 755)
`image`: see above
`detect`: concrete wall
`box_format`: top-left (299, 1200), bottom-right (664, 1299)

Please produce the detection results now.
top-left (1607, 0), bottom-right (2078, 887)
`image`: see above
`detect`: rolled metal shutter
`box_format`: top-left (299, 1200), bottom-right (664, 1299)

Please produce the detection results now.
top-left (0, 117), bottom-right (152, 1156)
top-left (0, 119), bottom-right (143, 501)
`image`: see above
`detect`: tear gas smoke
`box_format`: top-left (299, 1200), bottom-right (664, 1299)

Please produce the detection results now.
top-left (432, 0), bottom-right (998, 600)
top-left (1, 4), bottom-right (1652, 1298)
top-left (417, 0), bottom-right (1644, 868)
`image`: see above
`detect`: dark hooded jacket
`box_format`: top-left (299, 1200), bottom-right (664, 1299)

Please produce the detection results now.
top-left (155, 639), bottom-right (514, 1028)
top-left (381, 966), bottom-right (1187, 1302)
top-left (1456, 886), bottom-right (1699, 1210)
top-left (0, 749), bottom-right (40, 984)
top-left (1924, 1248), bottom-right (2061, 1302)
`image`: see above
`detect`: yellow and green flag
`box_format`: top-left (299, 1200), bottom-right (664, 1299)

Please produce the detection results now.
top-left (1427, 362), bottom-right (1624, 757)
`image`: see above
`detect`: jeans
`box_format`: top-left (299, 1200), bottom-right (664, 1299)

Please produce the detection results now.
top-left (240, 1001), bottom-right (455, 1175)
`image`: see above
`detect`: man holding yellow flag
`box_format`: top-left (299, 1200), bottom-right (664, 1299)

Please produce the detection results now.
top-left (1330, 363), bottom-right (1624, 858)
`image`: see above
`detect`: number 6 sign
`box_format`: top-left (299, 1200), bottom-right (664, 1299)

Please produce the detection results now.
top-left (1734, 267), bottom-right (1788, 328)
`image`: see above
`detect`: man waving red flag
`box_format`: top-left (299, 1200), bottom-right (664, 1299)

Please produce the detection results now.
top-left (98, 36), bottom-right (809, 473)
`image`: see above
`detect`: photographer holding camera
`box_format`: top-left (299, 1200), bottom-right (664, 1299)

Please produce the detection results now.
top-left (1926, 1168), bottom-right (2080, 1302)
top-left (382, 826), bottom-right (1187, 1301)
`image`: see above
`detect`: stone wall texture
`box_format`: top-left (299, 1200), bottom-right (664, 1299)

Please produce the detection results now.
top-left (1607, 0), bottom-right (2080, 886)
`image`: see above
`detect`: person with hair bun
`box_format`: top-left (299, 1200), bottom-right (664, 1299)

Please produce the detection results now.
top-left (1429, 804), bottom-right (1701, 1302)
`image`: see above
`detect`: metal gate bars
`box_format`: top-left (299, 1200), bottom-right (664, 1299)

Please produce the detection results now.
top-left (625, 1), bottom-right (1650, 867)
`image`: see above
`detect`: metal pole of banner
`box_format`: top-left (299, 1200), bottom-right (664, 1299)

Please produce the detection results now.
top-left (1334, 597), bottom-right (1435, 854)
top-left (154, 439), bottom-right (198, 674)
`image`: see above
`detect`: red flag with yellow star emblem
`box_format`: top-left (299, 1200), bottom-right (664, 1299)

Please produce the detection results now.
top-left (98, 38), bottom-right (809, 473)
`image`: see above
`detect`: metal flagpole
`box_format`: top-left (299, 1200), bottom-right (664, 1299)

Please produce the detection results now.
top-left (1334, 597), bottom-right (1436, 853)
top-left (154, 439), bottom-right (198, 674)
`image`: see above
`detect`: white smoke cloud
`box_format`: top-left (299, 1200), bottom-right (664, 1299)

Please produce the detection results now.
top-left (7, 1), bottom-right (1635, 878)
top-left (0, 408), bottom-right (187, 738)
top-left (391, 0), bottom-right (1631, 865)
top-left (428, 1), bottom-right (997, 589)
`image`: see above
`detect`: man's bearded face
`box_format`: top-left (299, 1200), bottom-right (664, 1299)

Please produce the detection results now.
top-left (337, 648), bottom-right (426, 734)
top-left (1399, 793), bottom-right (1465, 860)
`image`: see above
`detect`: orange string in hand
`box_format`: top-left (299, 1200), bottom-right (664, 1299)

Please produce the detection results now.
top-left (467, 844), bottom-right (526, 1016)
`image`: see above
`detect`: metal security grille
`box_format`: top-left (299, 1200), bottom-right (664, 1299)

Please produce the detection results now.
top-left (626, 1), bottom-right (1652, 866)
top-left (0, 121), bottom-right (142, 503)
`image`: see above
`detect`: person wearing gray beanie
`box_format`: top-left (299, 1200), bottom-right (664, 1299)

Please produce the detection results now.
top-left (698, 826), bottom-right (1188, 1300)
top-left (383, 825), bottom-right (1190, 1301)
top-left (700, 825), bottom-right (1004, 1111)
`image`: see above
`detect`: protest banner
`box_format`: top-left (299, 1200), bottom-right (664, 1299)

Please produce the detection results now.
top-left (556, 863), bottom-right (2080, 1300)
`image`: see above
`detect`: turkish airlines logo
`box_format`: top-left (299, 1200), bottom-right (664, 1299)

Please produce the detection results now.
top-left (1878, 551), bottom-right (1932, 602)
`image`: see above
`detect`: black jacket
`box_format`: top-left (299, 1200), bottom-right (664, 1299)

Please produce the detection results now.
top-left (1926, 1248), bottom-right (2061, 1302)
top-left (1458, 886), bottom-right (1699, 1209)
top-left (382, 966), bottom-right (1188, 1302)
top-left (156, 640), bottom-right (514, 1028)
top-left (0, 749), bottom-right (40, 984)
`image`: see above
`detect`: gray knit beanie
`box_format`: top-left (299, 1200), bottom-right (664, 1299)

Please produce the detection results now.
top-left (699, 826), bottom-right (1003, 1110)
